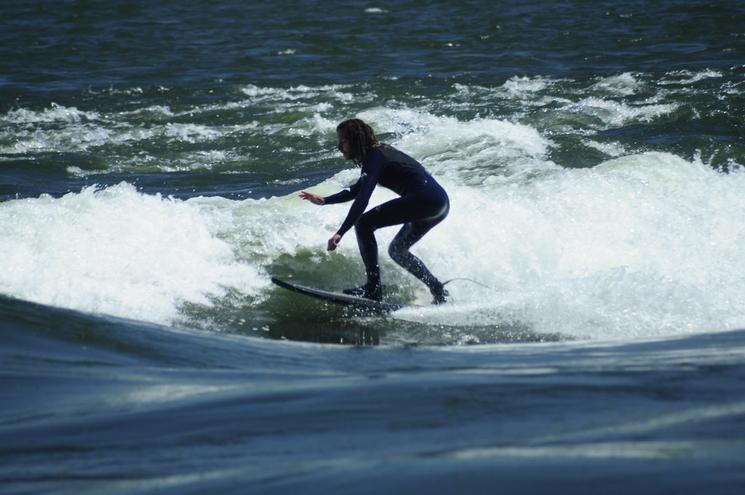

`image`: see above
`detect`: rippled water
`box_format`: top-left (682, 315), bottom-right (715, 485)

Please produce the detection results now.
top-left (2, 1), bottom-right (745, 493)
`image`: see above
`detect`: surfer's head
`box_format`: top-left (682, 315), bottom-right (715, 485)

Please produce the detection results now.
top-left (336, 119), bottom-right (378, 164)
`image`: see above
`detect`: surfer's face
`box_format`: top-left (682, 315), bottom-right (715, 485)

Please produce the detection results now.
top-left (337, 131), bottom-right (353, 161)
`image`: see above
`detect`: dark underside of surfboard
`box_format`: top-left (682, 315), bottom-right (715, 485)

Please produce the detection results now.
top-left (271, 277), bottom-right (405, 313)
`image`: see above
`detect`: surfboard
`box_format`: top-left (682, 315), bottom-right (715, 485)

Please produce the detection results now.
top-left (271, 277), bottom-right (405, 313)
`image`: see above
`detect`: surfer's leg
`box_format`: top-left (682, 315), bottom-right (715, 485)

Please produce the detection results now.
top-left (388, 214), bottom-right (449, 303)
top-left (361, 191), bottom-right (449, 303)
top-left (352, 213), bottom-right (382, 299)
top-left (388, 221), bottom-right (437, 283)
top-left (350, 195), bottom-right (422, 299)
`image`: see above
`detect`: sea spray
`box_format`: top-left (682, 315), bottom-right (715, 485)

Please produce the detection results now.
top-left (0, 183), bottom-right (263, 323)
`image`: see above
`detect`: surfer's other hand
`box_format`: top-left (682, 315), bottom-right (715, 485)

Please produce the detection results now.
top-left (327, 234), bottom-right (341, 251)
top-left (300, 191), bottom-right (324, 205)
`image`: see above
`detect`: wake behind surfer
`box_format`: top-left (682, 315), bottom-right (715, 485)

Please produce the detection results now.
top-left (300, 118), bottom-right (449, 304)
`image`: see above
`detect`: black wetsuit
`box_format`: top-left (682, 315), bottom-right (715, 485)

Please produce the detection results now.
top-left (323, 144), bottom-right (449, 297)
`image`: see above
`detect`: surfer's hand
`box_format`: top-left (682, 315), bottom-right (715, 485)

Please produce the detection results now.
top-left (327, 234), bottom-right (341, 251)
top-left (300, 191), bottom-right (324, 205)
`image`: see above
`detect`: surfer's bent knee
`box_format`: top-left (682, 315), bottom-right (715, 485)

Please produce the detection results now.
top-left (388, 241), bottom-right (407, 262)
top-left (354, 211), bottom-right (376, 232)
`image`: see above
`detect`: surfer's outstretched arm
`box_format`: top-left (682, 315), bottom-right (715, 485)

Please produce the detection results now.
top-left (300, 175), bottom-right (364, 205)
top-left (298, 190), bottom-right (348, 251)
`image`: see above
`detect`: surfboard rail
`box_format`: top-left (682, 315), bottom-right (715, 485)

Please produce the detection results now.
top-left (271, 277), bottom-right (405, 313)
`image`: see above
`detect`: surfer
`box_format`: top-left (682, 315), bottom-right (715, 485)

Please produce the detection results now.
top-left (300, 118), bottom-right (449, 303)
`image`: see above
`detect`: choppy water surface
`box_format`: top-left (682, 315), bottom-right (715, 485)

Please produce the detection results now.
top-left (2, 1), bottom-right (745, 493)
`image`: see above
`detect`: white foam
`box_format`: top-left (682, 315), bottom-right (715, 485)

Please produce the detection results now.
top-left (358, 107), bottom-right (556, 184)
top-left (163, 123), bottom-right (222, 143)
top-left (1, 85), bottom-right (357, 157)
top-left (189, 146), bottom-right (743, 341)
top-left (240, 84), bottom-right (357, 104)
top-left (288, 113), bottom-right (337, 137)
top-left (582, 139), bottom-right (628, 157)
top-left (661, 69), bottom-right (723, 85)
top-left (567, 97), bottom-right (679, 127)
top-left (452, 78), bottom-right (569, 110)
top-left (0, 120), bottom-right (252, 155)
top-left (1, 124), bottom-right (114, 154)
top-left (66, 166), bottom-right (88, 177)
top-left (721, 80), bottom-right (744, 95)
top-left (501, 75), bottom-right (552, 98)
top-left (87, 86), bottom-right (146, 96)
top-left (0, 183), bottom-right (263, 324)
top-left (2, 103), bottom-right (100, 124)
top-left (591, 73), bottom-right (643, 96)
top-left (388, 152), bottom-right (745, 340)
top-left (209, 149), bottom-right (745, 341)
top-left (151, 150), bottom-right (237, 173)
top-left (5, 151), bottom-right (745, 341)
top-left (120, 105), bottom-right (176, 118)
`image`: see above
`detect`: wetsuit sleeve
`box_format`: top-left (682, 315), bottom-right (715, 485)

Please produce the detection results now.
top-left (333, 149), bottom-right (384, 237)
top-left (322, 179), bottom-right (362, 205)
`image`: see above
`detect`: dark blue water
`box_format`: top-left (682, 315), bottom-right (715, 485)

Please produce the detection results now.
top-left (2, 1), bottom-right (745, 493)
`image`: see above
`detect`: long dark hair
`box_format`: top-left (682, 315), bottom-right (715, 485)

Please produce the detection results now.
top-left (337, 119), bottom-right (378, 164)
